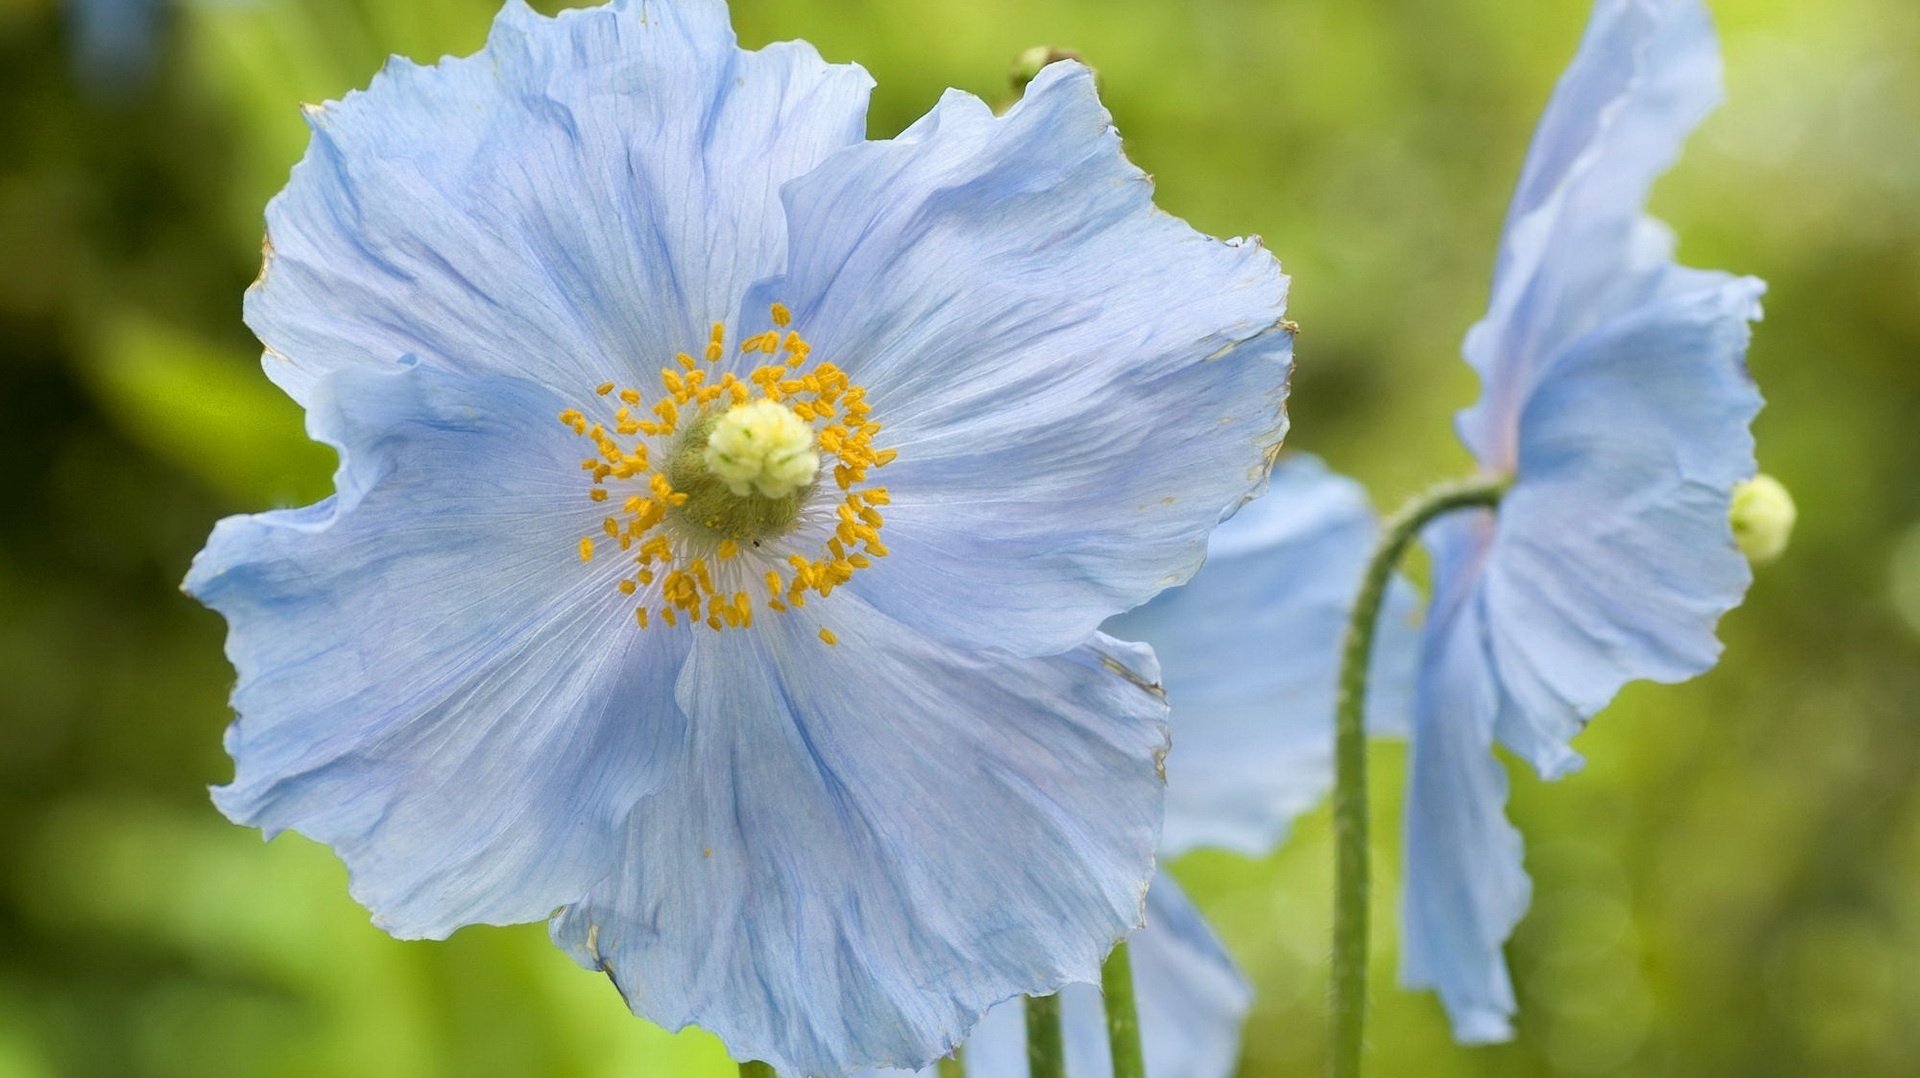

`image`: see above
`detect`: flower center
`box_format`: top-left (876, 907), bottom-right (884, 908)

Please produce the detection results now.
top-left (557, 305), bottom-right (896, 635)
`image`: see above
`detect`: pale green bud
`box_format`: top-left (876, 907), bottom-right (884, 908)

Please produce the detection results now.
top-left (1011, 46), bottom-right (1083, 93)
top-left (1731, 473), bottom-right (1796, 564)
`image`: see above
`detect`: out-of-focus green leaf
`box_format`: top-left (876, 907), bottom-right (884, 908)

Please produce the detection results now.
top-left (80, 314), bottom-right (333, 507)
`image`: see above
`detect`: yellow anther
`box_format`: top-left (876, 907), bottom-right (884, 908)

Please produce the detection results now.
top-left (636, 607), bottom-right (649, 628)
top-left (770, 303), bottom-right (792, 328)
top-left (590, 488), bottom-right (608, 502)
top-left (579, 538), bottom-right (594, 562)
top-left (818, 627), bottom-right (838, 646)
top-left (596, 382), bottom-right (616, 396)
top-left (618, 579), bottom-right (637, 595)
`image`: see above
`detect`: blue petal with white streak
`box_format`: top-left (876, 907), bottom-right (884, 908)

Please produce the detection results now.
top-left (1402, 0), bottom-right (1765, 1041)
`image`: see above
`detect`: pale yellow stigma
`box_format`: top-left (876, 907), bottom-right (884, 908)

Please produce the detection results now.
top-left (704, 399), bottom-right (820, 498)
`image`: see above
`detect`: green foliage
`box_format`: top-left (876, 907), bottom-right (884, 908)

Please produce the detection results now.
top-left (1, 0), bottom-right (1916, 1075)
top-left (81, 313), bottom-right (334, 505)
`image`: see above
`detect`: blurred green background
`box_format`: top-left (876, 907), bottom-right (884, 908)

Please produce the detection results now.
top-left (1, 0), bottom-right (1915, 1074)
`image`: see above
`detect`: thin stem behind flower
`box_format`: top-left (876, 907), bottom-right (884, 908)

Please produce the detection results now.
top-left (1330, 476), bottom-right (1507, 1078)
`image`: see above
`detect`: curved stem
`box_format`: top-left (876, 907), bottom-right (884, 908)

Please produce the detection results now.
top-left (1102, 941), bottom-right (1146, 1078)
top-left (938, 1051), bottom-right (966, 1077)
top-left (1330, 476), bottom-right (1506, 1078)
top-left (1025, 993), bottom-right (1067, 1078)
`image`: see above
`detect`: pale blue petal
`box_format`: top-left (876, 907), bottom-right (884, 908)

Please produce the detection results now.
top-left (1484, 278), bottom-right (1762, 774)
top-left (550, 598), bottom-right (1169, 1076)
top-left (1459, 0), bottom-right (1727, 468)
top-left (185, 362), bottom-right (691, 938)
top-left (1399, 515), bottom-right (1528, 1044)
top-left (740, 62), bottom-right (1293, 660)
top-left (1104, 455), bottom-right (1418, 857)
top-left (249, 0), bottom-right (872, 404)
top-left (858, 875), bottom-right (1250, 1078)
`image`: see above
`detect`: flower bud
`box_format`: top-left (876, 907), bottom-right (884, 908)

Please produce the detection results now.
top-left (1731, 473), bottom-right (1795, 564)
top-left (1011, 46), bottom-right (1083, 93)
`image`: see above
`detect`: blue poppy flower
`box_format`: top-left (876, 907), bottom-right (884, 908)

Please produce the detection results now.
top-left (1399, 0), bottom-right (1765, 1041)
top-left (182, 1), bottom-right (1293, 1073)
top-left (861, 457), bottom-right (1420, 1076)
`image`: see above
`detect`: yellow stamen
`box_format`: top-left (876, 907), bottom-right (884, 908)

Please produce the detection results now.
top-left (559, 303), bottom-right (895, 633)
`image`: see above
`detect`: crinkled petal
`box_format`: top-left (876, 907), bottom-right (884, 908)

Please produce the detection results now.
top-left (1408, 2), bottom-right (1763, 1037)
top-left (1104, 455), bottom-right (1418, 857)
top-left (250, 0), bottom-right (872, 404)
top-left (550, 598), bottom-right (1169, 1076)
top-left (858, 874), bottom-right (1251, 1078)
top-left (185, 361), bottom-right (691, 938)
top-left (1399, 515), bottom-right (1528, 1044)
top-left (1459, 0), bottom-right (1727, 467)
top-left (1485, 278), bottom-right (1762, 775)
top-left (740, 61), bottom-right (1292, 659)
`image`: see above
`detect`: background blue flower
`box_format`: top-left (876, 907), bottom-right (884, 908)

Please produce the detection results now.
top-left (866, 457), bottom-right (1420, 1076)
top-left (1399, 0), bottom-right (1767, 1042)
top-left (184, 1), bottom-right (1292, 1073)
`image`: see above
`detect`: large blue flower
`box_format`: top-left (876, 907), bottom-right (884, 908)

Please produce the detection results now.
top-left (183, 1), bottom-right (1293, 1073)
top-left (1399, 0), bottom-right (1765, 1041)
top-left (863, 457), bottom-right (1419, 1076)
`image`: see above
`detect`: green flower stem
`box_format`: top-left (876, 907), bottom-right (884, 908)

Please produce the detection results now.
top-left (1330, 476), bottom-right (1507, 1078)
top-left (1102, 941), bottom-right (1147, 1078)
top-left (738, 1062), bottom-right (777, 1078)
top-left (1026, 993), bottom-right (1067, 1078)
top-left (938, 1051), bottom-right (966, 1077)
